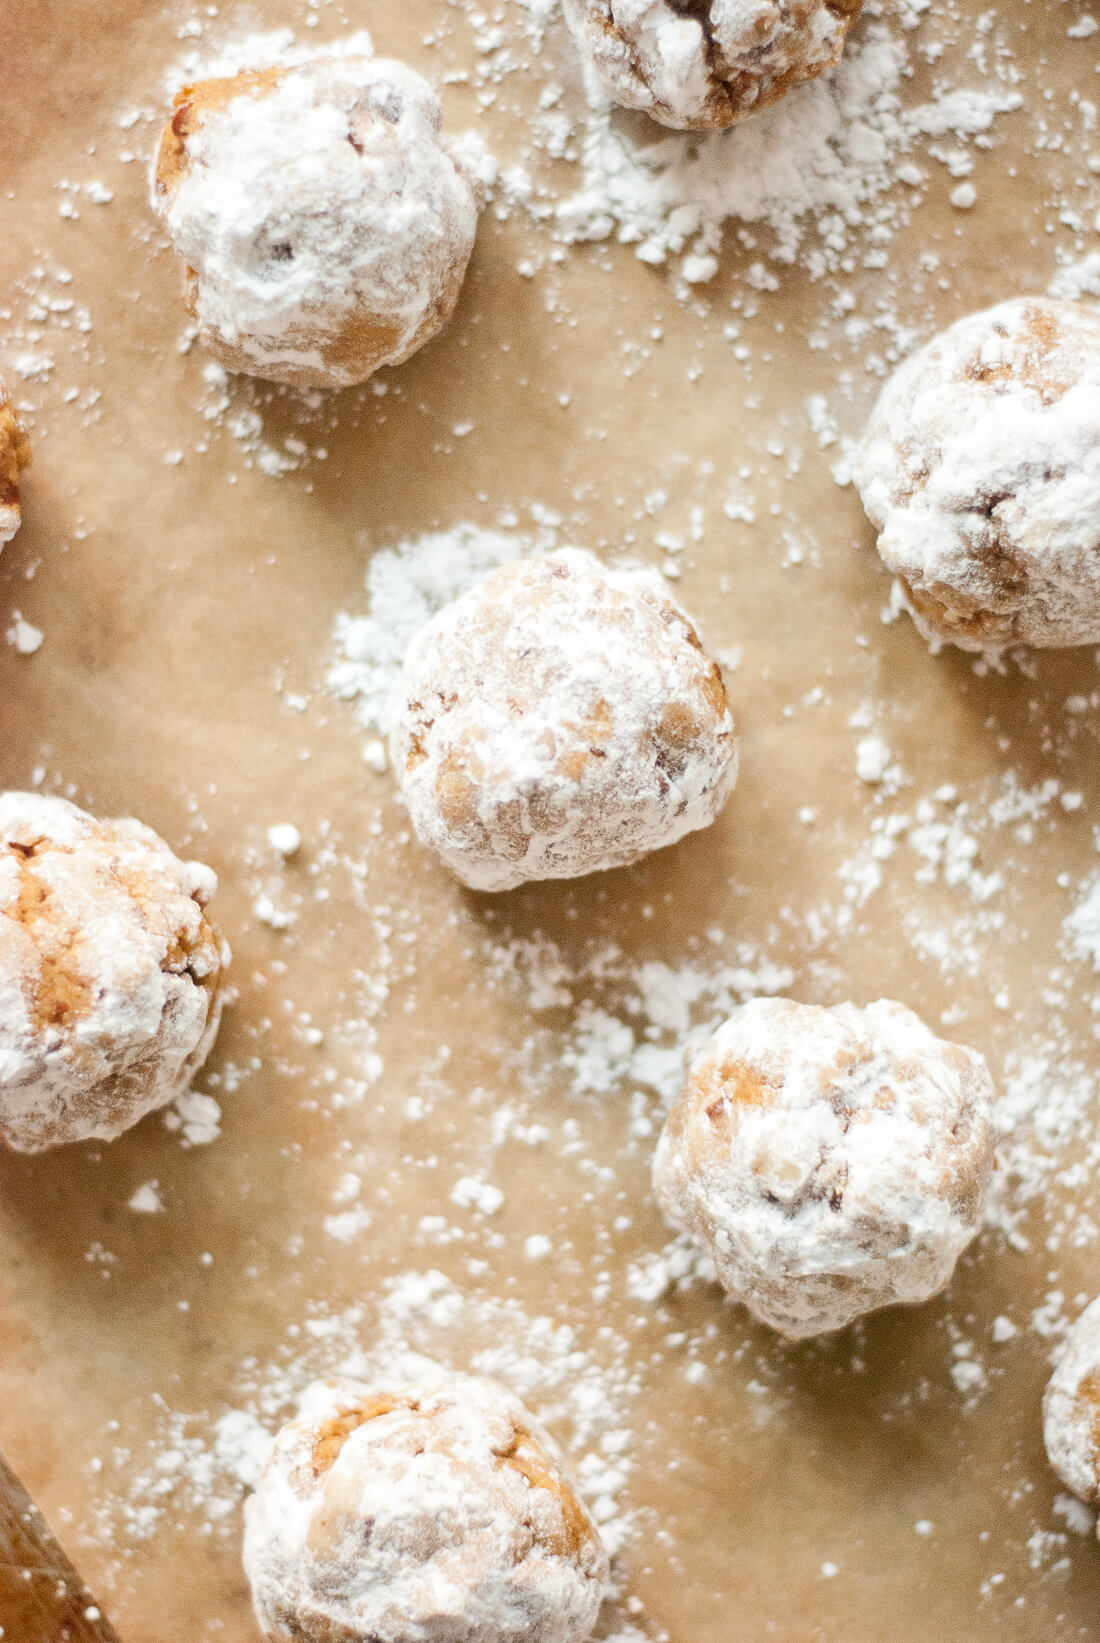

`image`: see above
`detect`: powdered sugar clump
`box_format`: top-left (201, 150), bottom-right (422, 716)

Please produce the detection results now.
top-left (1049, 253), bottom-right (1100, 304)
top-left (1064, 877), bottom-right (1100, 972)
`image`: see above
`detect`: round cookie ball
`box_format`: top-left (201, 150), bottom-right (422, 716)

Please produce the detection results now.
top-left (1043, 1297), bottom-right (1100, 1513)
top-left (852, 297), bottom-right (1100, 651)
top-left (563, 0), bottom-right (863, 131)
top-left (242, 1372), bottom-right (609, 1643)
top-left (153, 56), bottom-right (479, 388)
top-left (0, 375), bottom-right (31, 547)
top-left (652, 997), bottom-right (996, 1338)
top-left (390, 549), bottom-right (738, 892)
top-left (0, 792), bottom-right (229, 1152)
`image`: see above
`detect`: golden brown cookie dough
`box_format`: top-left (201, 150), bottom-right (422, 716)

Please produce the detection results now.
top-left (564, 0), bottom-right (863, 131)
top-left (152, 55), bottom-right (479, 389)
top-left (391, 549), bottom-right (738, 892)
top-left (0, 375), bottom-right (31, 547)
top-left (242, 1372), bottom-right (609, 1643)
top-left (0, 792), bottom-right (229, 1151)
top-left (852, 297), bottom-right (1100, 651)
top-left (652, 997), bottom-right (996, 1338)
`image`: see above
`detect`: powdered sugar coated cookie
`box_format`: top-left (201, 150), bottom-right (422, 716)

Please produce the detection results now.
top-left (853, 297), bottom-right (1100, 651)
top-left (564, 0), bottom-right (863, 131)
top-left (243, 1372), bottom-right (608, 1643)
top-left (391, 549), bottom-right (738, 892)
top-left (652, 997), bottom-right (996, 1338)
top-left (0, 792), bottom-right (229, 1151)
top-left (153, 56), bottom-right (479, 388)
top-left (1043, 1297), bottom-right (1100, 1511)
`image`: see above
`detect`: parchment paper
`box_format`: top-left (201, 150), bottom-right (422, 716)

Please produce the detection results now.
top-left (2, 0), bottom-right (1100, 1638)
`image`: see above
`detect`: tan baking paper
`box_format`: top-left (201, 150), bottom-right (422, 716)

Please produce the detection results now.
top-left (2, 0), bottom-right (1100, 1638)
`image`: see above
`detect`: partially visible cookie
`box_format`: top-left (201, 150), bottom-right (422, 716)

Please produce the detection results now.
top-left (1043, 1298), bottom-right (1100, 1512)
top-left (0, 376), bottom-right (31, 547)
top-left (853, 297), bottom-right (1100, 651)
top-left (0, 792), bottom-right (229, 1151)
top-left (564, 0), bottom-right (863, 131)
top-left (243, 1372), bottom-right (608, 1643)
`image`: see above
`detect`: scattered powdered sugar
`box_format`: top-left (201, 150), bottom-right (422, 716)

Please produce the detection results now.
top-left (543, 22), bottom-right (1021, 280)
top-left (329, 523), bottom-right (532, 740)
top-left (489, 931), bottom-right (795, 1109)
top-left (89, 1270), bottom-right (643, 1590)
top-left (193, 360), bottom-right (331, 476)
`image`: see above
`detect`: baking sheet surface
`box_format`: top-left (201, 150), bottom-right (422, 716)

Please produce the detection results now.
top-left (3, 0), bottom-right (1100, 1637)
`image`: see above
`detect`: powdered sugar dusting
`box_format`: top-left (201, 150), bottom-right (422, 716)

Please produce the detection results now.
top-left (544, 21), bottom-right (1020, 281)
top-left (6, 0), bottom-right (1100, 1633)
top-left (87, 1274), bottom-right (643, 1611)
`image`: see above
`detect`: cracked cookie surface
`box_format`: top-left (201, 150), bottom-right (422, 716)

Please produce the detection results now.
top-left (243, 1371), bottom-right (608, 1643)
top-left (0, 791), bottom-right (229, 1151)
top-left (653, 997), bottom-right (996, 1338)
top-left (391, 548), bottom-right (738, 892)
top-left (852, 297), bottom-right (1100, 651)
top-left (564, 0), bottom-right (863, 130)
top-left (153, 56), bottom-right (479, 388)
